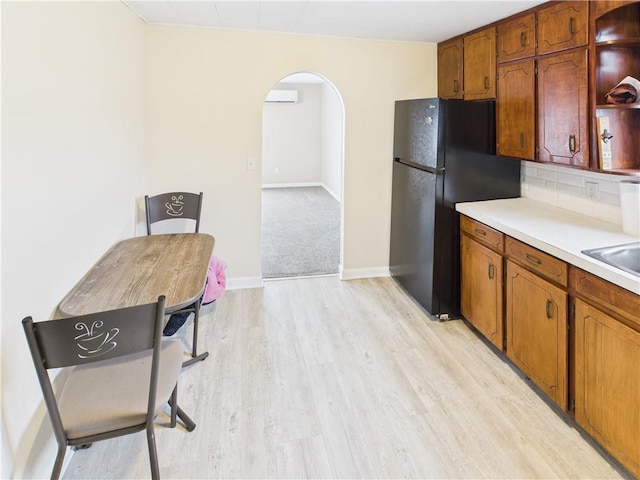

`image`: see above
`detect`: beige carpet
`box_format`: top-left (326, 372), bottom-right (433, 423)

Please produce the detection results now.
top-left (261, 186), bottom-right (340, 278)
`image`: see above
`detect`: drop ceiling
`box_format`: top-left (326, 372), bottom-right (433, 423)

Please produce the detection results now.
top-left (123, 1), bottom-right (546, 44)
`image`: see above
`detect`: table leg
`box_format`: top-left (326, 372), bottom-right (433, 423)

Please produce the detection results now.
top-left (182, 300), bottom-right (209, 367)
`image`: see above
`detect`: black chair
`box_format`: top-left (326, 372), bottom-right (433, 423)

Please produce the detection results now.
top-left (144, 191), bottom-right (208, 367)
top-left (22, 296), bottom-right (195, 480)
top-left (144, 192), bottom-right (203, 235)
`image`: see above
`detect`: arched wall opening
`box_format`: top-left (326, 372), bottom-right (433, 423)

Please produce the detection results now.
top-left (260, 71), bottom-right (345, 279)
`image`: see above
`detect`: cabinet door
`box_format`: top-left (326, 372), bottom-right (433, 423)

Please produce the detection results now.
top-left (537, 49), bottom-right (588, 167)
top-left (574, 299), bottom-right (640, 479)
top-left (537, 1), bottom-right (589, 55)
top-left (461, 235), bottom-right (504, 349)
top-left (497, 59), bottom-right (535, 160)
top-left (438, 38), bottom-right (464, 99)
top-left (505, 261), bottom-right (568, 409)
top-left (497, 13), bottom-right (536, 63)
top-left (464, 27), bottom-right (496, 100)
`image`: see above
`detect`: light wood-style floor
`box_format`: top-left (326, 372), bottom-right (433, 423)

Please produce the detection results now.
top-left (64, 276), bottom-right (628, 479)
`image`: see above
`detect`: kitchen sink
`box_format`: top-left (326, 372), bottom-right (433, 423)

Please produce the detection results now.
top-left (582, 242), bottom-right (640, 277)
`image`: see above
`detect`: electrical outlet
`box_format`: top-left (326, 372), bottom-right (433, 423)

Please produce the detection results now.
top-left (586, 181), bottom-right (599, 200)
top-left (274, 167), bottom-right (279, 174)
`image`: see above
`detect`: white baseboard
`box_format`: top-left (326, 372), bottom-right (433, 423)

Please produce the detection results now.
top-left (261, 182), bottom-right (342, 202)
top-left (321, 183), bottom-right (341, 202)
top-left (340, 267), bottom-right (391, 280)
top-left (262, 182), bottom-right (322, 189)
top-left (225, 277), bottom-right (264, 290)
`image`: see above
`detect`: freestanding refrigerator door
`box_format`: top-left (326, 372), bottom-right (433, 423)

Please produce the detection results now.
top-left (389, 161), bottom-right (439, 314)
top-left (393, 98), bottom-right (442, 169)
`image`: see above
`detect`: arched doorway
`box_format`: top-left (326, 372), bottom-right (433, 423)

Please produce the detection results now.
top-left (260, 72), bottom-right (345, 279)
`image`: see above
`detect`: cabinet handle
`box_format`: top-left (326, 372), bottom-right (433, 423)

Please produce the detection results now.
top-left (484, 76), bottom-right (490, 89)
top-left (474, 228), bottom-right (487, 237)
top-left (488, 264), bottom-right (495, 280)
top-left (569, 134), bottom-right (576, 153)
top-left (525, 253), bottom-right (542, 265)
top-left (519, 132), bottom-right (525, 148)
top-left (520, 32), bottom-right (526, 47)
top-left (569, 17), bottom-right (575, 35)
top-left (545, 299), bottom-right (553, 320)
top-left (453, 79), bottom-right (459, 93)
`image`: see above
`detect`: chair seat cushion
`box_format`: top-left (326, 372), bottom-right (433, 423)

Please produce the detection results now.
top-left (58, 339), bottom-right (184, 440)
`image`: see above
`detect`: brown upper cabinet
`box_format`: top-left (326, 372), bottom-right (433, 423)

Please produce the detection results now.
top-left (438, 38), bottom-right (464, 99)
top-left (538, 49), bottom-right (589, 167)
top-left (438, 1), bottom-right (639, 176)
top-left (497, 59), bottom-right (536, 160)
top-left (463, 27), bottom-right (497, 100)
top-left (537, 1), bottom-right (589, 55)
top-left (497, 13), bottom-right (536, 62)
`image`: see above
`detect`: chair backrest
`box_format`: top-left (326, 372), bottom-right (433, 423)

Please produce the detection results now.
top-left (22, 297), bottom-right (166, 442)
top-left (145, 191), bottom-right (203, 235)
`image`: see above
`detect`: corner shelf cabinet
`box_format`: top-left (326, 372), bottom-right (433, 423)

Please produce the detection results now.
top-left (590, 1), bottom-right (640, 174)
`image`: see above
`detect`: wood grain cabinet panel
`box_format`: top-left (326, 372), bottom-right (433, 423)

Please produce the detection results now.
top-left (537, 49), bottom-right (589, 168)
top-left (464, 27), bottom-right (496, 100)
top-left (497, 13), bottom-right (536, 63)
top-left (574, 299), bottom-right (640, 479)
top-left (505, 237), bottom-right (568, 287)
top-left (506, 260), bottom-right (568, 410)
top-left (438, 38), bottom-right (464, 99)
top-left (460, 216), bottom-right (504, 251)
top-left (497, 59), bottom-right (536, 160)
top-left (461, 234), bottom-right (504, 349)
top-left (537, 1), bottom-right (589, 55)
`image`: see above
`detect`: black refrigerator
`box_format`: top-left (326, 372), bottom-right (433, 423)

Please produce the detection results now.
top-left (389, 98), bottom-right (520, 319)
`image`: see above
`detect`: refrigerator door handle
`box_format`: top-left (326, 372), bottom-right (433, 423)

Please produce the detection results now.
top-left (394, 157), bottom-right (445, 175)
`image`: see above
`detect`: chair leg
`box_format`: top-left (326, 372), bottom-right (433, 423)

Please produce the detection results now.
top-left (50, 443), bottom-right (67, 480)
top-left (146, 426), bottom-right (160, 480)
top-left (182, 301), bottom-right (209, 367)
top-left (170, 387), bottom-right (178, 428)
top-left (168, 385), bottom-right (196, 432)
top-left (176, 404), bottom-right (197, 432)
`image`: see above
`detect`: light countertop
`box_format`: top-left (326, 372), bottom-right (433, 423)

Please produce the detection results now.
top-left (456, 197), bottom-right (640, 295)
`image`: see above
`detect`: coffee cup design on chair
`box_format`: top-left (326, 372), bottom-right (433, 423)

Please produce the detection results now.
top-left (165, 194), bottom-right (185, 217)
top-left (74, 321), bottom-right (119, 359)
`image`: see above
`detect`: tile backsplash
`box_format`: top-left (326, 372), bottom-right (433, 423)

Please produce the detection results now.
top-left (520, 161), bottom-right (624, 225)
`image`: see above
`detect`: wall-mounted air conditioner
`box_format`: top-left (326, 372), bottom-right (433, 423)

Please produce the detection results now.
top-left (265, 89), bottom-right (299, 104)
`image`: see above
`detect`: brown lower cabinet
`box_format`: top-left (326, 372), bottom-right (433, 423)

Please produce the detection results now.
top-left (505, 260), bottom-right (568, 410)
top-left (460, 214), bottom-right (640, 480)
top-left (572, 265), bottom-right (640, 480)
top-left (460, 234), bottom-right (504, 349)
top-left (574, 299), bottom-right (640, 479)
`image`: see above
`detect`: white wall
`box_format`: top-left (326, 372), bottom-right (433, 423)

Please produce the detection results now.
top-left (145, 26), bottom-right (436, 285)
top-left (1, 11), bottom-right (435, 477)
top-left (1, 2), bottom-right (146, 477)
top-left (262, 83), bottom-right (322, 186)
top-left (320, 82), bottom-right (344, 200)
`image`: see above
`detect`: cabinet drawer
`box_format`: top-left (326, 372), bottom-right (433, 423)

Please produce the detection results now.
top-left (460, 216), bottom-right (504, 251)
top-left (505, 237), bottom-right (568, 287)
top-left (570, 266), bottom-right (640, 331)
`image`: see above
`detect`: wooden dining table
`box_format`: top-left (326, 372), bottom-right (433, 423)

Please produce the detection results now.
top-left (58, 233), bottom-right (215, 364)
